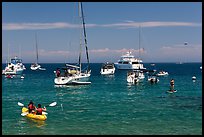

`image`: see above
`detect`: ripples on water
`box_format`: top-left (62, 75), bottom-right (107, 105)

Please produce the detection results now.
top-left (2, 63), bottom-right (202, 135)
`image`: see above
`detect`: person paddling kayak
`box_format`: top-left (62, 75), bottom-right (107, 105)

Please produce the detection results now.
top-left (27, 101), bottom-right (36, 113)
top-left (36, 104), bottom-right (47, 115)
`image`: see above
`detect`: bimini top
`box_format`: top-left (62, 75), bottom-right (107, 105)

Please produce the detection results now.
top-left (66, 64), bottom-right (80, 69)
top-left (10, 56), bottom-right (22, 64)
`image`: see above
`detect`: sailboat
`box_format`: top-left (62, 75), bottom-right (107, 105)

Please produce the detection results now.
top-left (127, 26), bottom-right (146, 84)
top-left (30, 33), bottom-right (46, 71)
top-left (54, 2), bottom-right (91, 85)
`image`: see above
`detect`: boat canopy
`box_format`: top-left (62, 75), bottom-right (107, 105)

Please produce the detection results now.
top-left (11, 58), bottom-right (22, 64)
top-left (66, 64), bottom-right (80, 69)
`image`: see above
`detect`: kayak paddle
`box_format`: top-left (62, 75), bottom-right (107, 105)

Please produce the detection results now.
top-left (21, 112), bottom-right (29, 116)
top-left (45, 102), bottom-right (57, 107)
top-left (18, 102), bottom-right (24, 107)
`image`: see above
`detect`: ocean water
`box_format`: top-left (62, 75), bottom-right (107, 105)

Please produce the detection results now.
top-left (2, 63), bottom-right (202, 135)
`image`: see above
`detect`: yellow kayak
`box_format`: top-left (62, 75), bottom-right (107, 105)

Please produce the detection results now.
top-left (22, 107), bottom-right (47, 121)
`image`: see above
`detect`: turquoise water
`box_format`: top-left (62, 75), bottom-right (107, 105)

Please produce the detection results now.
top-left (2, 63), bottom-right (202, 135)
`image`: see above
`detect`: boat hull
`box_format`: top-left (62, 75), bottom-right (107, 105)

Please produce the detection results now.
top-left (100, 68), bottom-right (115, 75)
top-left (54, 73), bottom-right (91, 85)
top-left (114, 63), bottom-right (146, 70)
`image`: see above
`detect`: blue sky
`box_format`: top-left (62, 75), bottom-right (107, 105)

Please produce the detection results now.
top-left (2, 2), bottom-right (202, 63)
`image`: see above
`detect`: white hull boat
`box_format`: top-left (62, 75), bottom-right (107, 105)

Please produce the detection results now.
top-left (127, 70), bottom-right (145, 84)
top-left (114, 51), bottom-right (146, 70)
top-left (157, 71), bottom-right (169, 76)
top-left (54, 3), bottom-right (91, 86)
top-left (2, 56), bottom-right (26, 75)
top-left (100, 62), bottom-right (115, 75)
top-left (30, 34), bottom-right (46, 71)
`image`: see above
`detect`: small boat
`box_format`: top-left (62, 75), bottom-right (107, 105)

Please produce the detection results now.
top-left (2, 56), bottom-right (26, 75)
top-left (157, 70), bottom-right (169, 76)
top-left (127, 70), bottom-right (145, 84)
top-left (100, 62), bottom-right (115, 75)
top-left (147, 74), bottom-right (159, 83)
top-left (30, 63), bottom-right (41, 70)
top-left (30, 34), bottom-right (46, 71)
top-left (21, 107), bottom-right (47, 121)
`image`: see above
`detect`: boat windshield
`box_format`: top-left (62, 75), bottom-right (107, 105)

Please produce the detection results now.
top-left (11, 59), bottom-right (22, 64)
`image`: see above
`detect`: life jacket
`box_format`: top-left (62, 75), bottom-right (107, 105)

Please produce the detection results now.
top-left (36, 108), bottom-right (43, 115)
top-left (28, 104), bottom-right (35, 113)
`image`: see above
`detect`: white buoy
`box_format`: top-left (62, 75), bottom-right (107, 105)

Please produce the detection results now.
top-left (192, 76), bottom-right (196, 80)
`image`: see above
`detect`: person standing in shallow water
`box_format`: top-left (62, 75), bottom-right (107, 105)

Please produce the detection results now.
top-left (170, 79), bottom-right (175, 91)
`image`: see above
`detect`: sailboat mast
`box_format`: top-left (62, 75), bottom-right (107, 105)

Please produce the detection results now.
top-left (79, 2), bottom-right (90, 71)
top-left (139, 25), bottom-right (141, 60)
top-left (78, 2), bottom-right (82, 73)
top-left (7, 43), bottom-right (10, 63)
top-left (35, 33), bottom-right (39, 64)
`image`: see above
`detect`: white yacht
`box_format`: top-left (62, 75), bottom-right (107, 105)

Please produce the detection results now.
top-left (114, 51), bottom-right (146, 70)
top-left (100, 62), bottom-right (115, 75)
top-left (2, 56), bottom-right (26, 75)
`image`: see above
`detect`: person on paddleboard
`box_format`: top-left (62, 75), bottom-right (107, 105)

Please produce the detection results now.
top-left (28, 101), bottom-right (36, 113)
top-left (36, 104), bottom-right (47, 115)
top-left (170, 79), bottom-right (175, 91)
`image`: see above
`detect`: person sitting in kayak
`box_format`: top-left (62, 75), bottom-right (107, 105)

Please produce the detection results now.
top-left (36, 104), bottom-right (47, 115)
top-left (28, 101), bottom-right (36, 113)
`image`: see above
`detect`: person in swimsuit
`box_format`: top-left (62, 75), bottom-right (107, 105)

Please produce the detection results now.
top-left (170, 79), bottom-right (175, 91)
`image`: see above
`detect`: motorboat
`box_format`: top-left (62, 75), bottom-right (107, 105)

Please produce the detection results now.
top-left (148, 76), bottom-right (159, 83)
top-left (114, 51), bottom-right (146, 70)
top-left (30, 63), bottom-right (41, 70)
top-left (114, 26), bottom-right (146, 70)
top-left (156, 70), bottom-right (169, 76)
top-left (127, 70), bottom-right (145, 84)
top-left (100, 62), bottom-right (115, 75)
top-left (2, 56), bottom-right (26, 75)
top-left (147, 73), bottom-right (159, 83)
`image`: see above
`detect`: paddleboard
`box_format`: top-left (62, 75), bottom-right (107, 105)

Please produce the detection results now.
top-left (166, 90), bottom-right (177, 93)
